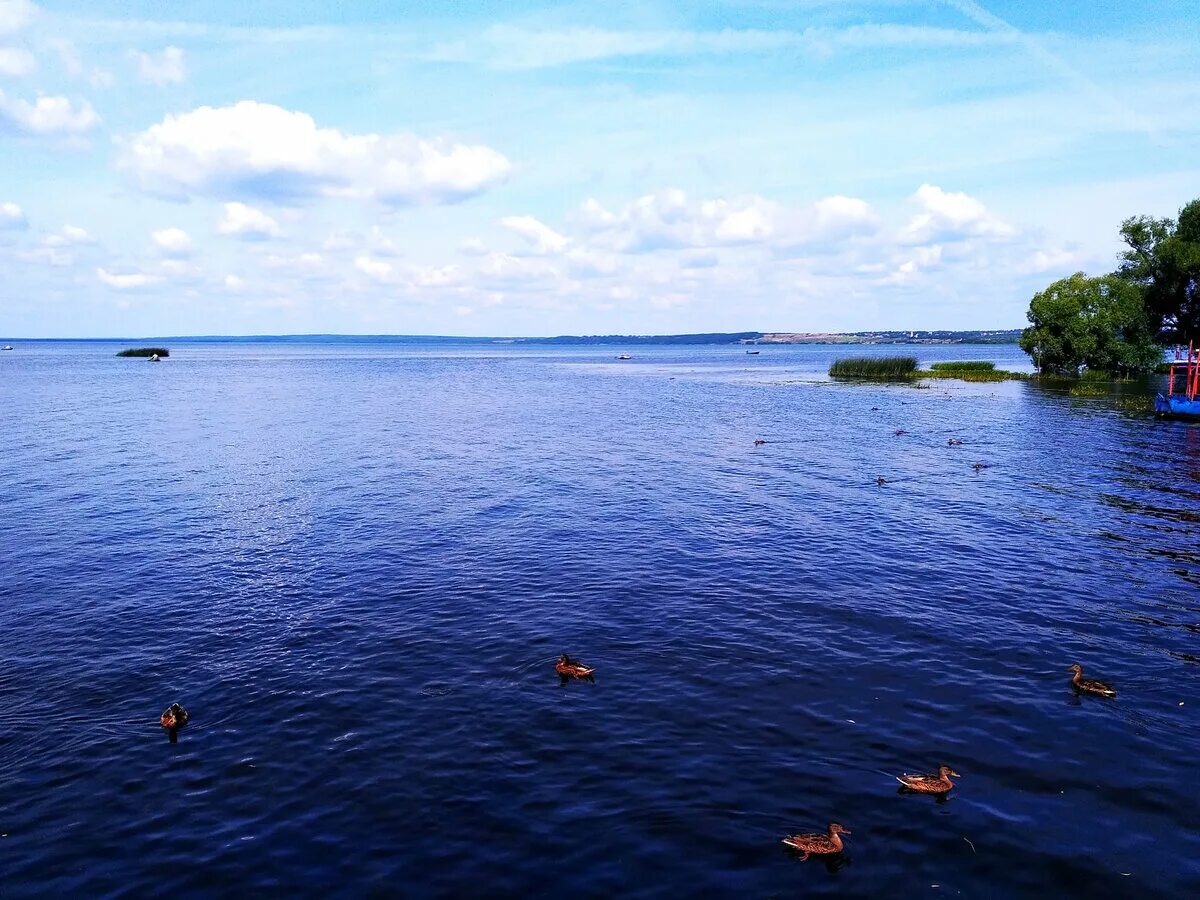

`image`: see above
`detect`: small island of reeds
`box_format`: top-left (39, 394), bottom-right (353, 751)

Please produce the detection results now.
top-left (829, 356), bottom-right (1027, 382)
top-left (116, 347), bottom-right (169, 358)
top-left (828, 356), bottom-right (918, 379)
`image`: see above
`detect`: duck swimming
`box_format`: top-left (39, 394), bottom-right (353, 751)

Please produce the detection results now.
top-left (555, 654), bottom-right (595, 679)
top-left (754, 439), bottom-right (767, 446)
top-left (1070, 664), bottom-right (1116, 697)
top-left (876, 476), bottom-right (887, 486)
top-left (972, 462), bottom-right (990, 472)
top-left (782, 823), bottom-right (850, 860)
top-left (897, 765), bottom-right (960, 794)
top-left (948, 438), bottom-right (963, 446)
top-left (894, 429), bottom-right (908, 436)
top-left (160, 703), bottom-right (189, 730)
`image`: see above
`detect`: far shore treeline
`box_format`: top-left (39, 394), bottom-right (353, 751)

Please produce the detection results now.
top-left (1020, 197), bottom-right (1200, 376)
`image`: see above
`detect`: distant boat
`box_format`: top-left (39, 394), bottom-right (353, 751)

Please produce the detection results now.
top-left (746, 349), bottom-right (760, 355)
top-left (149, 353), bottom-right (162, 362)
top-left (617, 354), bottom-right (632, 360)
top-left (1, 345), bottom-right (12, 351)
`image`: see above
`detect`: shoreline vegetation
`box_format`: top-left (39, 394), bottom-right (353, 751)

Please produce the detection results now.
top-left (829, 357), bottom-right (1029, 383)
top-left (1020, 195), bottom-right (1199, 377)
top-left (116, 347), bottom-right (169, 358)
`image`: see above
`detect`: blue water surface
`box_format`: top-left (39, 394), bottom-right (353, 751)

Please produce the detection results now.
top-left (1, 340), bottom-right (1198, 897)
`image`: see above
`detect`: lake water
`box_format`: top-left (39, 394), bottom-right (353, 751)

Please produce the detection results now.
top-left (1, 340), bottom-right (1198, 897)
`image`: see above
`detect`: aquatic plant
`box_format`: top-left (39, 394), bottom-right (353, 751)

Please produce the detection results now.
top-left (116, 347), bottom-right (170, 358)
top-left (829, 356), bottom-right (918, 379)
top-left (928, 361), bottom-right (996, 373)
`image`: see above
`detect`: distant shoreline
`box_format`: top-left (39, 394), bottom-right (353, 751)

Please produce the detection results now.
top-left (0, 329), bottom-right (1023, 346)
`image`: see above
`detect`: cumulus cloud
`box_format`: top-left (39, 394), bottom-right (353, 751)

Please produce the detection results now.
top-left (900, 184), bottom-right (1015, 243)
top-left (0, 200), bottom-right (27, 229)
top-left (123, 101), bottom-right (512, 205)
top-left (579, 189), bottom-right (878, 253)
top-left (217, 201), bottom-right (281, 239)
top-left (151, 226), bottom-right (192, 256)
top-left (0, 0), bottom-right (36, 36)
top-left (0, 89), bottom-right (99, 135)
top-left (501, 215), bottom-right (570, 255)
top-left (0, 47), bottom-right (34, 76)
top-left (97, 267), bottom-right (160, 289)
top-left (132, 46), bottom-right (186, 84)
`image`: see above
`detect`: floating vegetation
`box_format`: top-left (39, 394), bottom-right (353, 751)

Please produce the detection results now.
top-left (829, 356), bottom-right (918, 380)
top-left (925, 369), bottom-right (1029, 382)
top-left (929, 361), bottom-right (996, 373)
top-left (922, 361), bottom-right (1026, 382)
top-left (116, 347), bottom-right (170, 358)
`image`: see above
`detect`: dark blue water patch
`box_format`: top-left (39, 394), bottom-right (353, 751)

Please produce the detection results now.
top-left (1, 341), bottom-right (1198, 897)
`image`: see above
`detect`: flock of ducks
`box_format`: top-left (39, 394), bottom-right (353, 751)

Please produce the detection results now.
top-left (157, 657), bottom-right (1119, 862)
top-left (550, 656), bottom-right (1118, 860)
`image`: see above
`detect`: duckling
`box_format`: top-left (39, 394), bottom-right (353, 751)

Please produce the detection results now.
top-left (160, 703), bottom-right (189, 730)
top-left (971, 462), bottom-right (990, 472)
top-left (555, 654), bottom-right (595, 679)
top-left (894, 429), bottom-right (908, 436)
top-left (947, 438), bottom-right (964, 446)
top-left (781, 823), bottom-right (850, 861)
top-left (1070, 664), bottom-right (1116, 697)
top-left (897, 765), bottom-right (960, 794)
top-left (876, 476), bottom-right (887, 486)
top-left (754, 439), bottom-right (767, 446)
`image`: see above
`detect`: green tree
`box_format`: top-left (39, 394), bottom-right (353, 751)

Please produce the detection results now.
top-left (1020, 272), bottom-right (1161, 376)
top-left (1116, 198), bottom-right (1200, 342)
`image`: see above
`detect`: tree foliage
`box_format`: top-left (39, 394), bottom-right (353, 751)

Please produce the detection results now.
top-left (1115, 199), bottom-right (1200, 342)
top-left (1019, 273), bottom-right (1161, 376)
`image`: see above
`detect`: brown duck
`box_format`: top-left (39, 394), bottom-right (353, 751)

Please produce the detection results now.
top-left (897, 765), bottom-right (960, 794)
top-left (1070, 664), bottom-right (1116, 697)
top-left (555, 654), bottom-right (595, 679)
top-left (160, 703), bottom-right (189, 730)
top-left (781, 823), bottom-right (850, 860)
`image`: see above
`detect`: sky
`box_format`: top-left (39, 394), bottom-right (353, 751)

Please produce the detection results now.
top-left (0, 0), bottom-right (1197, 337)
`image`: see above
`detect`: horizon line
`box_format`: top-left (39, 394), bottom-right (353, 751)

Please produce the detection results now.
top-left (0, 327), bottom-right (1026, 342)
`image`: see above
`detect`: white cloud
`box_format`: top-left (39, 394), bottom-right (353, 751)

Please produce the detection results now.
top-left (354, 255), bottom-right (393, 281)
top-left (42, 224), bottom-right (92, 246)
top-left (52, 40), bottom-right (113, 87)
top-left (0, 200), bottom-right (26, 229)
top-left (97, 267), bottom-right (160, 289)
top-left (151, 226), bottom-right (192, 256)
top-left (900, 184), bottom-right (1015, 243)
top-left (458, 237), bottom-right (487, 256)
top-left (217, 201), bottom-right (281, 239)
top-left (501, 215), bottom-right (570, 255)
top-left (478, 251), bottom-right (559, 287)
top-left (132, 46), bottom-right (186, 85)
top-left (0, 47), bottom-right (34, 76)
top-left (123, 101), bottom-right (512, 205)
top-left (224, 274), bottom-right (245, 291)
top-left (0, 89), bottom-right (99, 134)
top-left (0, 1), bottom-right (36, 36)
top-left (580, 189), bottom-right (872, 253)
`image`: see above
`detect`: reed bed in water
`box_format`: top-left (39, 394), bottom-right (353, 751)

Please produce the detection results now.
top-left (828, 356), bottom-right (919, 379)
